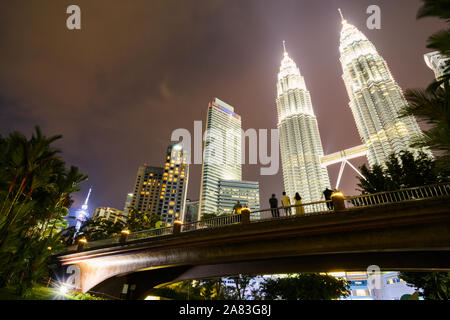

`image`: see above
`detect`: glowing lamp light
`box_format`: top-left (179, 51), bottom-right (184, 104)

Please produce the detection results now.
top-left (78, 238), bottom-right (87, 244)
top-left (58, 284), bottom-right (69, 295)
top-left (47, 246), bottom-right (52, 251)
top-left (331, 191), bottom-right (344, 198)
top-left (174, 220), bottom-right (183, 225)
top-left (121, 229), bottom-right (130, 235)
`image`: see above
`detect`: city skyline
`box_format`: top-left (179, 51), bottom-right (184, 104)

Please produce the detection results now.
top-left (0, 1), bottom-right (445, 213)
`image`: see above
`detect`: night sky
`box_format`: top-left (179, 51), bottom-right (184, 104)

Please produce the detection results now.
top-left (0, 0), bottom-right (446, 215)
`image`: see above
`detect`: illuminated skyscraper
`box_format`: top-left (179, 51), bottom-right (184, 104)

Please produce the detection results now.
top-left (339, 11), bottom-right (426, 166)
top-left (129, 165), bottom-right (164, 216)
top-left (424, 51), bottom-right (449, 80)
top-left (128, 143), bottom-right (189, 226)
top-left (276, 42), bottom-right (331, 205)
top-left (159, 142), bottom-right (189, 225)
top-left (199, 98), bottom-right (242, 216)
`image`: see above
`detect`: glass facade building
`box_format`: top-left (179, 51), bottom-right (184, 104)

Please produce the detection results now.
top-left (199, 98), bottom-right (242, 216)
top-left (276, 44), bottom-right (331, 205)
top-left (217, 180), bottom-right (260, 214)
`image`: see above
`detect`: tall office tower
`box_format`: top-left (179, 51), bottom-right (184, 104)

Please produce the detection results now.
top-left (424, 51), bottom-right (449, 80)
top-left (217, 180), bottom-right (260, 214)
top-left (339, 12), bottom-right (426, 166)
top-left (276, 42), bottom-right (331, 205)
top-left (158, 143), bottom-right (189, 225)
top-left (129, 165), bottom-right (164, 215)
top-left (199, 98), bottom-right (242, 217)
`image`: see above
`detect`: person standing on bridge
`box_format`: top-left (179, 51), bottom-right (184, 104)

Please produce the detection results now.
top-left (323, 188), bottom-right (334, 210)
top-left (269, 194), bottom-right (280, 218)
top-left (281, 192), bottom-right (292, 216)
top-left (232, 201), bottom-right (243, 215)
top-left (294, 192), bottom-right (305, 215)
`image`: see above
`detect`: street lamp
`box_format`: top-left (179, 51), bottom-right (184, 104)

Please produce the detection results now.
top-left (120, 229), bottom-right (130, 243)
top-left (77, 237), bottom-right (87, 251)
top-left (331, 190), bottom-right (346, 211)
top-left (173, 220), bottom-right (183, 235)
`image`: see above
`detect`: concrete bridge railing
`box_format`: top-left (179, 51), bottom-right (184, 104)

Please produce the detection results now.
top-left (67, 183), bottom-right (450, 252)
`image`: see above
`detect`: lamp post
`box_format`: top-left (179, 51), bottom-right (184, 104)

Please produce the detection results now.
top-left (173, 220), bottom-right (183, 235)
top-left (120, 229), bottom-right (130, 243)
top-left (77, 238), bottom-right (87, 252)
top-left (241, 207), bottom-right (251, 224)
top-left (331, 190), bottom-right (346, 211)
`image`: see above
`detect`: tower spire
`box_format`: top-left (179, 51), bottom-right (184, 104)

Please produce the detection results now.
top-left (283, 40), bottom-right (287, 55)
top-left (338, 8), bottom-right (345, 23)
top-left (83, 187), bottom-right (92, 206)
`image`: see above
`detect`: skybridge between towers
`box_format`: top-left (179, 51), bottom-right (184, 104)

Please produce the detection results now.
top-left (320, 144), bottom-right (368, 189)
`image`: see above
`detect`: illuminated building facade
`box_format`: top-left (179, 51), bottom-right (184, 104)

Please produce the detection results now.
top-left (339, 14), bottom-right (426, 166)
top-left (92, 207), bottom-right (127, 224)
top-left (424, 51), bottom-right (449, 80)
top-left (158, 143), bottom-right (189, 225)
top-left (129, 165), bottom-right (164, 216)
top-left (199, 98), bottom-right (242, 217)
top-left (217, 180), bottom-right (260, 214)
top-left (276, 43), bottom-right (331, 205)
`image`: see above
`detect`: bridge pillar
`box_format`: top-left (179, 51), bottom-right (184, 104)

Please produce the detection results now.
top-left (241, 208), bottom-right (251, 224)
top-left (331, 191), bottom-right (346, 211)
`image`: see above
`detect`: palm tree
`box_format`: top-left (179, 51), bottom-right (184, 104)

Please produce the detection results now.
top-left (401, 0), bottom-right (450, 170)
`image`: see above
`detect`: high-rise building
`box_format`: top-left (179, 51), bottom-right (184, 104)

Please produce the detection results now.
top-left (339, 13), bottom-right (426, 166)
top-left (424, 51), bottom-right (449, 80)
top-left (199, 98), bottom-right (242, 216)
top-left (217, 180), bottom-right (260, 214)
top-left (276, 42), bottom-right (331, 205)
top-left (92, 207), bottom-right (127, 224)
top-left (129, 165), bottom-right (164, 215)
top-left (123, 192), bottom-right (133, 214)
top-left (158, 143), bottom-right (189, 225)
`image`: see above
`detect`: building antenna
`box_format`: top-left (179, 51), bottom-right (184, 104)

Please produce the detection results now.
top-left (283, 40), bottom-right (287, 55)
top-left (338, 8), bottom-right (345, 22)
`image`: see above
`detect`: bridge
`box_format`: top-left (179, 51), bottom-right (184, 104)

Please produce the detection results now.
top-left (53, 184), bottom-right (450, 299)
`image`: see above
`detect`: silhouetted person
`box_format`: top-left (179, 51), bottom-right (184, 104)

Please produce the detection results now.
top-left (269, 194), bottom-right (280, 218)
top-left (232, 201), bottom-right (242, 215)
top-left (281, 192), bottom-right (292, 216)
top-left (294, 192), bottom-right (305, 215)
top-left (323, 188), bottom-right (334, 210)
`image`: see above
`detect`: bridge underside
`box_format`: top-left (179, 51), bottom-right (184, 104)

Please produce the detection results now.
top-left (57, 197), bottom-right (450, 298)
top-left (92, 250), bottom-right (450, 299)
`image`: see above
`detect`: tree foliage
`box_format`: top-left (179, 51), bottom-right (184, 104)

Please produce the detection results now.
top-left (357, 150), bottom-right (447, 194)
top-left (0, 126), bottom-right (87, 296)
top-left (258, 274), bottom-right (350, 300)
top-left (401, 0), bottom-right (450, 170)
top-left (399, 272), bottom-right (450, 300)
top-left (63, 207), bottom-right (164, 245)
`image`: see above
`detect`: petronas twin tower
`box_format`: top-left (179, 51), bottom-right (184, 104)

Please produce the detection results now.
top-left (277, 12), bottom-right (425, 204)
